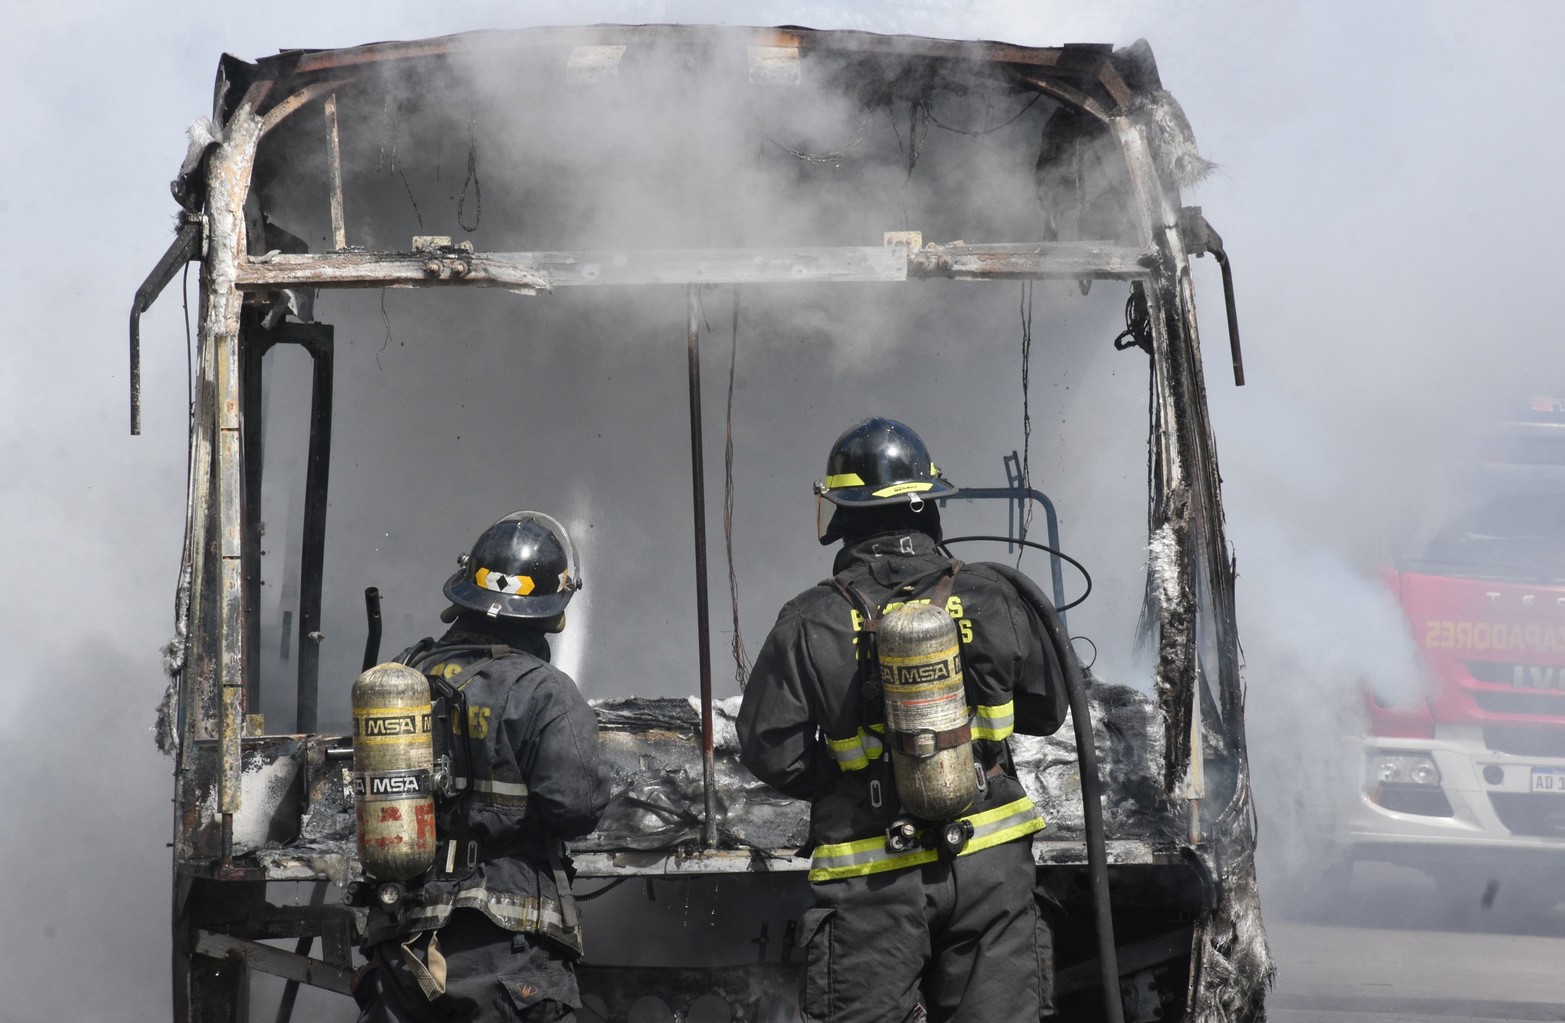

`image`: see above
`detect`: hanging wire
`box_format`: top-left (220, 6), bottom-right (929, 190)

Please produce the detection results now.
top-left (377, 98), bottom-right (424, 231)
top-left (722, 289), bottom-right (752, 687)
top-left (457, 116), bottom-right (482, 233)
top-left (905, 95), bottom-right (932, 180)
top-left (377, 290), bottom-right (395, 371)
top-left (928, 92), bottom-right (1044, 137)
top-left (1018, 280), bottom-right (1035, 565)
top-left (767, 108), bottom-right (875, 166)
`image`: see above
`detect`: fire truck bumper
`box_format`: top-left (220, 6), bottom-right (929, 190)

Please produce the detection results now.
top-left (1336, 729), bottom-right (1565, 872)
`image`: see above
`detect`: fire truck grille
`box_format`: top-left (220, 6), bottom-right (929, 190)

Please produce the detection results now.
top-left (1377, 787), bottom-right (1454, 817)
top-left (1490, 793), bottom-right (1565, 837)
top-left (1472, 690), bottom-right (1565, 716)
top-left (1482, 724), bottom-right (1565, 757)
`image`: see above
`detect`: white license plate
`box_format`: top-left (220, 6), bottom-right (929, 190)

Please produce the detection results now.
top-left (1530, 768), bottom-right (1565, 793)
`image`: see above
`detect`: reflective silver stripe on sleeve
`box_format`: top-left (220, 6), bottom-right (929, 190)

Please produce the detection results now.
top-left (972, 701), bottom-right (1016, 741)
top-left (450, 776), bottom-right (529, 807)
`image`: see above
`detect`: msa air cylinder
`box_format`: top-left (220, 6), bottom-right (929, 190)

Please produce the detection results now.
top-left (352, 662), bottom-right (437, 882)
top-left (879, 602), bottom-right (978, 822)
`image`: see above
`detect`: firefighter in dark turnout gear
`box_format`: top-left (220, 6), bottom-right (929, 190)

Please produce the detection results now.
top-left (356, 511), bottom-right (611, 1023)
top-left (737, 419), bottom-right (1067, 1023)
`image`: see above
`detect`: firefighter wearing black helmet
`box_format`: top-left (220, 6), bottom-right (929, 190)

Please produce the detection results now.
top-left (738, 419), bottom-right (1068, 1023)
top-left (354, 511), bottom-right (612, 1023)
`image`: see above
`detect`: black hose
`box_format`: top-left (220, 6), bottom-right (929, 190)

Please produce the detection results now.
top-left (362, 587), bottom-right (383, 672)
top-left (987, 562), bottom-right (1124, 1023)
top-left (939, 535), bottom-right (1093, 611)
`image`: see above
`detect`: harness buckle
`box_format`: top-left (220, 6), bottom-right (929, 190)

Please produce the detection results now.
top-left (884, 817), bottom-right (920, 854)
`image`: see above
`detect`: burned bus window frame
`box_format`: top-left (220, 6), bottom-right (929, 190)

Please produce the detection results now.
top-left (142, 25), bottom-right (1266, 1023)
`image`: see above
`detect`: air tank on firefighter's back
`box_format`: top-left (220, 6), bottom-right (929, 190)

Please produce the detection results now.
top-left (879, 602), bottom-right (979, 821)
top-left (351, 662), bottom-right (438, 882)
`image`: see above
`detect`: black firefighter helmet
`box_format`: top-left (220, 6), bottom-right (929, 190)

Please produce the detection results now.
top-left (815, 417), bottom-right (959, 508)
top-left (443, 511), bottom-right (582, 620)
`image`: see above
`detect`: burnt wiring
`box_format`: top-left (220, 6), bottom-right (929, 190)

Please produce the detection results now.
top-left (697, 290), bottom-right (753, 689)
top-left (767, 108), bottom-right (875, 166)
top-left (458, 117), bottom-right (482, 233)
top-left (722, 290), bottom-right (752, 688)
top-left (1113, 281), bottom-right (1153, 355)
top-left (574, 877), bottom-right (629, 902)
top-left (905, 95), bottom-right (932, 179)
top-left (376, 99), bottom-right (424, 231)
top-left (377, 290), bottom-right (394, 370)
top-left (928, 91), bottom-right (1044, 137)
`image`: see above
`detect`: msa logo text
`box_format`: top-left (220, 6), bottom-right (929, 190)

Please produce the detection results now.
top-left (1512, 665), bottom-right (1565, 690)
top-left (357, 713), bottom-right (433, 737)
top-left (887, 660), bottom-right (954, 685)
top-left (353, 774), bottom-right (427, 797)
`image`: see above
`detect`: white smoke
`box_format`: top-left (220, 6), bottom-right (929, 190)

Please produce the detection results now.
top-left (8, 3), bottom-right (1565, 1020)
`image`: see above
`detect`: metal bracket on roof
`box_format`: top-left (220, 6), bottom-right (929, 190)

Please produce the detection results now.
top-left (129, 211), bottom-right (205, 435)
top-left (1179, 206), bottom-right (1245, 386)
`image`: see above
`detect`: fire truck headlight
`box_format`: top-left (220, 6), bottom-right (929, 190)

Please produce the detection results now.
top-left (1368, 751), bottom-right (1441, 787)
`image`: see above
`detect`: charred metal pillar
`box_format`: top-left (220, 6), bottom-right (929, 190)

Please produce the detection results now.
top-left (294, 330), bottom-right (334, 734)
top-left (240, 319), bottom-right (335, 733)
top-left (686, 286), bottom-right (718, 848)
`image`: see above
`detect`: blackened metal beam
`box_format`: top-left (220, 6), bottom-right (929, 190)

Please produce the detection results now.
top-left (686, 286), bottom-right (718, 849)
top-left (296, 329), bottom-right (334, 734)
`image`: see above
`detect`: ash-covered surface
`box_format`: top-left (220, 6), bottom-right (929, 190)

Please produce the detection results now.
top-left (582, 685), bottom-right (1171, 853)
top-left (230, 684), bottom-right (1170, 871)
top-left (1016, 680), bottom-right (1171, 839)
top-left (580, 696), bottom-right (806, 852)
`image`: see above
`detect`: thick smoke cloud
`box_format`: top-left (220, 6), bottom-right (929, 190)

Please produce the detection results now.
top-left (6, 1), bottom-right (1565, 1019)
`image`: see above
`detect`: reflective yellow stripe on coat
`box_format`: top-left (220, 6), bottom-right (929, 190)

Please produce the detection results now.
top-left (807, 796), bottom-right (1044, 882)
top-left (826, 726), bottom-right (885, 771)
top-left (972, 700), bottom-right (1015, 741)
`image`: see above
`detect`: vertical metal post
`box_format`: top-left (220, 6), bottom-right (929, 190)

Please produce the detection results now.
top-left (686, 286), bottom-right (718, 848)
top-left (296, 334), bottom-right (334, 733)
top-left (324, 95), bottom-right (347, 251)
top-left (241, 332), bottom-right (270, 716)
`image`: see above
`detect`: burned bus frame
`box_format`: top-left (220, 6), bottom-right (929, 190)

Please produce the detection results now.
top-left (137, 25), bottom-right (1267, 1023)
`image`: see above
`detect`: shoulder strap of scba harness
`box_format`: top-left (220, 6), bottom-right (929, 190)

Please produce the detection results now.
top-left (396, 641), bottom-right (509, 875)
top-left (830, 558), bottom-right (964, 713)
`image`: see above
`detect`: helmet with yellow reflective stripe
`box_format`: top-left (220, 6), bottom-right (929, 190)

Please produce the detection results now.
top-left (443, 511), bottom-right (582, 620)
top-left (815, 418), bottom-right (959, 507)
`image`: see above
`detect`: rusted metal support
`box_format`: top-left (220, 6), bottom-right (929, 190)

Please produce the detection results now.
top-left (686, 286), bottom-right (718, 849)
top-left (324, 94), bottom-right (346, 251)
top-left (195, 931), bottom-right (353, 996)
top-left (233, 243), bottom-right (1165, 291)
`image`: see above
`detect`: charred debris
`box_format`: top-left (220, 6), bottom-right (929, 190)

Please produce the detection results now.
top-left (136, 24), bottom-right (1267, 1023)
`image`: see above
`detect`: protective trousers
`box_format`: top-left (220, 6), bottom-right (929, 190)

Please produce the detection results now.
top-left (356, 909), bottom-right (581, 1023)
top-left (797, 838), bottom-right (1050, 1023)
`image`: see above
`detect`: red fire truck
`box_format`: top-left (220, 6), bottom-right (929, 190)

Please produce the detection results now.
top-left (1338, 396), bottom-right (1565, 898)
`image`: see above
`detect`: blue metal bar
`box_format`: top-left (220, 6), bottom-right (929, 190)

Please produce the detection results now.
top-left (940, 486), bottom-right (1068, 628)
